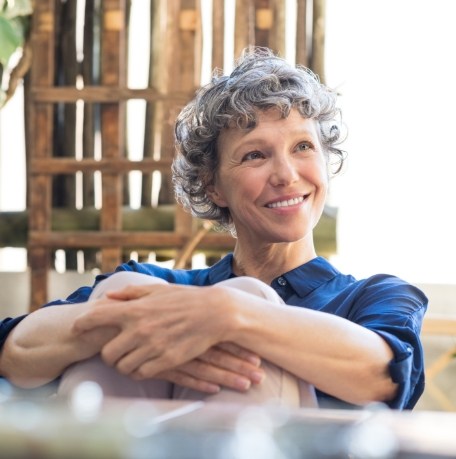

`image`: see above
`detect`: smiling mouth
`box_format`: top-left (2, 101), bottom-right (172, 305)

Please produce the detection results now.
top-left (266, 195), bottom-right (306, 208)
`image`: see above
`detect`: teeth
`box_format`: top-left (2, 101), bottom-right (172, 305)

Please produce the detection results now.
top-left (267, 196), bottom-right (304, 208)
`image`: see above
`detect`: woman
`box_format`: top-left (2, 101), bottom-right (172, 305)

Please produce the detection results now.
top-left (0, 48), bottom-right (427, 409)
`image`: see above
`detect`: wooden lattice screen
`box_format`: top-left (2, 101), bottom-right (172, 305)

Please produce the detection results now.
top-left (24, 0), bottom-right (329, 311)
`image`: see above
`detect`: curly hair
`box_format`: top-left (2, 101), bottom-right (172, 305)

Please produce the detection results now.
top-left (172, 47), bottom-right (345, 231)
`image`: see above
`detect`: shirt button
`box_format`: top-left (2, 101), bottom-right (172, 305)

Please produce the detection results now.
top-left (277, 276), bottom-right (287, 286)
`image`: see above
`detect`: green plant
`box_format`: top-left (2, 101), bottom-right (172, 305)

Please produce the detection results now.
top-left (0, 0), bottom-right (32, 107)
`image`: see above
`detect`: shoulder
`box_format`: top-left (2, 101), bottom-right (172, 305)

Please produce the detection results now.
top-left (351, 273), bottom-right (428, 317)
top-left (298, 259), bottom-right (428, 324)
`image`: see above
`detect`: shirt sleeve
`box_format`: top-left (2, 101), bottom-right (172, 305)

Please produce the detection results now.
top-left (350, 275), bottom-right (428, 410)
top-left (376, 318), bottom-right (425, 409)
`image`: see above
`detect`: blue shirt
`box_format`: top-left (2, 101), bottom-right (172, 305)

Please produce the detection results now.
top-left (0, 254), bottom-right (427, 409)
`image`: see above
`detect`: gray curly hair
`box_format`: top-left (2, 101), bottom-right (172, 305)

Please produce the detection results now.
top-left (172, 47), bottom-right (345, 231)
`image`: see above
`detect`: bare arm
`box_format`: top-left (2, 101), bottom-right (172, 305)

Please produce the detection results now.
top-left (0, 298), bottom-right (264, 393)
top-left (73, 283), bottom-right (397, 405)
top-left (220, 287), bottom-right (397, 405)
top-left (0, 302), bottom-right (118, 388)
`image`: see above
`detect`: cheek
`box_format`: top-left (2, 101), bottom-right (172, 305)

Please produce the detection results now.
top-left (307, 161), bottom-right (329, 189)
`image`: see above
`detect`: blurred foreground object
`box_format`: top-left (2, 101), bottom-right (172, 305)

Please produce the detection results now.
top-left (0, 382), bottom-right (455, 459)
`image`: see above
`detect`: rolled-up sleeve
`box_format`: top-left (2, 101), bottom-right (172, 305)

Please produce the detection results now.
top-left (356, 280), bottom-right (427, 410)
top-left (375, 311), bottom-right (426, 409)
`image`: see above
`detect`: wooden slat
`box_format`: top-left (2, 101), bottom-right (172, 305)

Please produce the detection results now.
top-left (255, 1), bottom-right (272, 49)
top-left (27, 0), bottom-right (56, 311)
top-left (422, 314), bottom-right (456, 336)
top-left (141, 0), bottom-right (161, 206)
top-left (212, 0), bottom-right (225, 70)
top-left (295, 0), bottom-right (309, 67)
top-left (28, 230), bottom-right (235, 250)
top-left (234, 0), bottom-right (255, 58)
top-left (270, 0), bottom-right (286, 56)
top-left (30, 158), bottom-right (173, 174)
top-left (31, 86), bottom-right (193, 103)
top-left (173, 0), bottom-right (201, 246)
top-left (311, 0), bottom-right (326, 82)
top-left (99, 0), bottom-right (127, 272)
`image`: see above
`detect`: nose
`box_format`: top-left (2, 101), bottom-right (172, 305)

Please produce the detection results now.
top-left (269, 155), bottom-right (300, 187)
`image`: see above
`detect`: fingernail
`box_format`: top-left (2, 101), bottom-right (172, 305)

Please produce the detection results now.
top-left (250, 371), bottom-right (265, 384)
top-left (235, 377), bottom-right (251, 391)
top-left (205, 384), bottom-right (220, 393)
top-left (247, 356), bottom-right (261, 367)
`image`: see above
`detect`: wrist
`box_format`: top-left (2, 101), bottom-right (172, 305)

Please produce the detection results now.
top-left (210, 284), bottom-right (248, 344)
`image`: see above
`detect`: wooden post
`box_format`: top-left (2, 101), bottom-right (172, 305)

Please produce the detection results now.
top-left (254, 0), bottom-right (271, 49)
top-left (295, 0), bottom-right (309, 67)
top-left (100, 0), bottom-right (127, 272)
top-left (311, 0), bottom-right (326, 82)
top-left (27, 1), bottom-right (55, 310)
top-left (212, 0), bottom-right (225, 71)
top-left (234, 0), bottom-right (255, 59)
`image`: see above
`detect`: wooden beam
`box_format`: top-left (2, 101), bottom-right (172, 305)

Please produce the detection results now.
top-left (28, 230), bottom-right (235, 250)
top-left (422, 314), bottom-right (456, 336)
top-left (30, 158), bottom-right (173, 174)
top-left (0, 206), bottom-right (337, 254)
top-left (31, 86), bottom-right (193, 103)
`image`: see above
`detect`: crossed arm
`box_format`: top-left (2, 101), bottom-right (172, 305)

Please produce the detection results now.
top-left (0, 297), bottom-right (264, 394)
top-left (0, 279), bottom-right (398, 405)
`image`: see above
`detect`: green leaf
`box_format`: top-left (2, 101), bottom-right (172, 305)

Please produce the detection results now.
top-left (0, 16), bottom-right (22, 66)
top-left (1, 0), bottom-right (33, 19)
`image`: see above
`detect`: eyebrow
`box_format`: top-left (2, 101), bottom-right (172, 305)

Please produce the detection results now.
top-left (234, 127), bottom-right (318, 146)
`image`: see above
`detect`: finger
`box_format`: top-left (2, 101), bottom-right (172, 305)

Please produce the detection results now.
top-left (100, 330), bottom-right (142, 368)
top-left (200, 347), bottom-right (265, 384)
top-left (111, 338), bottom-right (186, 378)
top-left (157, 369), bottom-right (220, 394)
top-left (174, 359), bottom-right (253, 392)
top-left (73, 306), bottom-right (119, 333)
top-left (216, 342), bottom-right (262, 367)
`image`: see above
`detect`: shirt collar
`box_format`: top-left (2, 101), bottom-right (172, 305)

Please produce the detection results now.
top-left (282, 256), bottom-right (341, 297)
top-left (209, 253), bottom-right (340, 298)
top-left (208, 253), bottom-right (236, 284)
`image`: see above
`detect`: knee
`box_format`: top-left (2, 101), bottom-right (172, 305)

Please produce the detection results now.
top-left (220, 276), bottom-right (283, 303)
top-left (90, 271), bottom-right (167, 300)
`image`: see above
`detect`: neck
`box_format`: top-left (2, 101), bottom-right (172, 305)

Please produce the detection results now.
top-left (232, 238), bottom-right (317, 284)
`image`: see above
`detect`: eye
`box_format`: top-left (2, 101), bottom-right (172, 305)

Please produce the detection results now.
top-left (295, 142), bottom-right (312, 152)
top-left (242, 150), bottom-right (264, 162)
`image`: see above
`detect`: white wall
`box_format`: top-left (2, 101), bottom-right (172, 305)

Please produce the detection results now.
top-left (0, 271), bottom-right (95, 317)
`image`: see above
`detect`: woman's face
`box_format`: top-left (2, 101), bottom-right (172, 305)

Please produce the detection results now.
top-left (209, 108), bottom-right (329, 245)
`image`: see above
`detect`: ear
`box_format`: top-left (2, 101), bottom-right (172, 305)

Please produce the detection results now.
top-left (206, 185), bottom-right (228, 207)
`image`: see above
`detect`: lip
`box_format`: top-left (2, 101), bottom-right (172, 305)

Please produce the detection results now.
top-left (265, 193), bottom-right (310, 209)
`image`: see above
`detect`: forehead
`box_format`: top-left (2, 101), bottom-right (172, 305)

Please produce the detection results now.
top-left (217, 108), bottom-right (319, 152)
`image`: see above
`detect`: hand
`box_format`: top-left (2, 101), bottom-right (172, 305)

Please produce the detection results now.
top-left (156, 343), bottom-right (265, 393)
top-left (72, 282), bottom-right (235, 378)
top-left (76, 325), bottom-right (119, 358)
